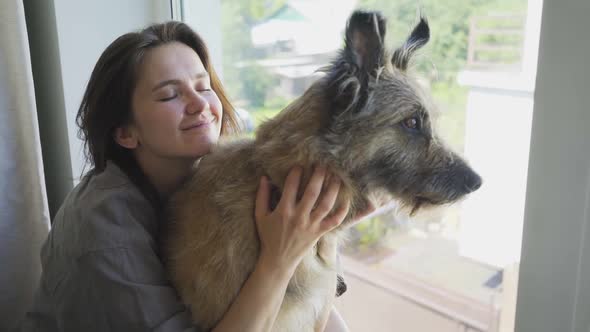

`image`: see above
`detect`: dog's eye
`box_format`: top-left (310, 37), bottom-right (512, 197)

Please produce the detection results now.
top-left (402, 117), bottom-right (421, 131)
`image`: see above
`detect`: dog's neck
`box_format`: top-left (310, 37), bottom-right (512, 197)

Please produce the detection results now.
top-left (252, 85), bottom-right (371, 228)
top-left (253, 83), bottom-right (329, 180)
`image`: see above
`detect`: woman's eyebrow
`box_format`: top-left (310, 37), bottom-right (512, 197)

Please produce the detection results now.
top-left (151, 72), bottom-right (209, 92)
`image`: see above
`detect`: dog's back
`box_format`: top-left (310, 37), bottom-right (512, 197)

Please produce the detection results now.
top-left (164, 138), bottom-right (341, 331)
top-left (164, 140), bottom-right (261, 328)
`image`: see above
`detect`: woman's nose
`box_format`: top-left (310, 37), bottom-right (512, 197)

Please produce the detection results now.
top-left (185, 90), bottom-right (208, 115)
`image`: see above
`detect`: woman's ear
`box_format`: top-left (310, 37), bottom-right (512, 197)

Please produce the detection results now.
top-left (114, 126), bottom-right (139, 149)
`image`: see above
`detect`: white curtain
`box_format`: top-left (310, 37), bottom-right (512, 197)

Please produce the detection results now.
top-left (0, 0), bottom-right (51, 330)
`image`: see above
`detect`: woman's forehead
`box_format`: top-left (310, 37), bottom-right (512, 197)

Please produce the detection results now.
top-left (139, 42), bottom-right (206, 84)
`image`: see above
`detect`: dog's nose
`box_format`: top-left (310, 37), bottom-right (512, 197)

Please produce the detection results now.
top-left (463, 170), bottom-right (482, 193)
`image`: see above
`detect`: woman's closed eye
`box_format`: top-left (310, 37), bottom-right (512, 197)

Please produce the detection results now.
top-left (195, 82), bottom-right (212, 92)
top-left (156, 86), bottom-right (179, 102)
top-left (158, 93), bottom-right (178, 102)
top-left (157, 83), bottom-right (211, 102)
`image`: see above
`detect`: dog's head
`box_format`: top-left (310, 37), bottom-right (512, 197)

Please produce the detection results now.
top-left (318, 10), bottom-right (482, 213)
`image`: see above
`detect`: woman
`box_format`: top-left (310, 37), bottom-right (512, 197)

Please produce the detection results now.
top-left (19, 21), bottom-right (361, 331)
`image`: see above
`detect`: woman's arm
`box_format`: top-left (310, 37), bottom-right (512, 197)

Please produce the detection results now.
top-left (210, 253), bottom-right (292, 332)
top-left (212, 166), bottom-right (348, 332)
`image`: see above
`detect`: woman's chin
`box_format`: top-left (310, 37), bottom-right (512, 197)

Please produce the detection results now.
top-left (187, 141), bottom-right (216, 158)
top-left (180, 130), bottom-right (221, 158)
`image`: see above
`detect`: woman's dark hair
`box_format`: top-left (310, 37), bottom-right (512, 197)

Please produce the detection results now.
top-left (76, 21), bottom-right (241, 209)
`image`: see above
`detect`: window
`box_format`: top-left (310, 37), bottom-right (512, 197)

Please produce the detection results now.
top-left (179, 1), bottom-right (542, 331)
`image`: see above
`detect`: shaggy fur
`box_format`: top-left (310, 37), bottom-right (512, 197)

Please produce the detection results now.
top-left (163, 10), bottom-right (482, 331)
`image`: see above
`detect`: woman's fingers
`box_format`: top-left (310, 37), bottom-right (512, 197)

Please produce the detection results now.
top-left (310, 176), bottom-right (341, 222)
top-left (320, 198), bottom-right (350, 232)
top-left (270, 165), bottom-right (347, 232)
top-left (278, 166), bottom-right (303, 209)
top-left (255, 176), bottom-right (271, 221)
top-left (299, 165), bottom-right (328, 214)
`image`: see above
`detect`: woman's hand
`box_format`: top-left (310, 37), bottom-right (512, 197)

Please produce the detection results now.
top-left (212, 166), bottom-right (348, 332)
top-left (255, 166), bottom-right (350, 275)
top-left (215, 166), bottom-right (376, 332)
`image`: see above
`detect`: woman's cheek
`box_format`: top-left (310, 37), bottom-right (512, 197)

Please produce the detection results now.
top-left (208, 94), bottom-right (223, 118)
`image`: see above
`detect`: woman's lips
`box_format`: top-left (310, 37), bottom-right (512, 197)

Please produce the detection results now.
top-left (181, 119), bottom-right (214, 131)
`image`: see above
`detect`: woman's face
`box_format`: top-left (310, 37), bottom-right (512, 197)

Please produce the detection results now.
top-left (128, 41), bottom-right (223, 162)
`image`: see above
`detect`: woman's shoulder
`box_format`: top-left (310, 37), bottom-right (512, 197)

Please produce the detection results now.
top-left (48, 162), bottom-right (158, 256)
top-left (76, 161), bottom-right (154, 220)
top-left (85, 160), bottom-right (132, 190)
top-left (78, 162), bottom-right (154, 218)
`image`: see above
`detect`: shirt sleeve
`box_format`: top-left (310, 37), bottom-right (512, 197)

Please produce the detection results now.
top-left (55, 247), bottom-right (202, 332)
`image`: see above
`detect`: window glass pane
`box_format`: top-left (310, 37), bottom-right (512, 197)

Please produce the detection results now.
top-left (181, 1), bottom-right (541, 330)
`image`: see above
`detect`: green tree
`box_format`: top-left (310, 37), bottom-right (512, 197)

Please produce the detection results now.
top-left (355, 0), bottom-right (526, 82)
top-left (240, 64), bottom-right (278, 107)
top-left (220, 0), bottom-right (287, 106)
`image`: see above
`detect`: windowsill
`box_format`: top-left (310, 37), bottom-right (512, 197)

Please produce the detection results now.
top-left (340, 254), bottom-right (500, 331)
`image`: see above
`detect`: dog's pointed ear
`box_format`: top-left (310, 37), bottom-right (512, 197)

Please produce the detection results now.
top-left (325, 11), bottom-right (386, 116)
top-left (392, 16), bottom-right (429, 71)
top-left (344, 10), bottom-right (387, 75)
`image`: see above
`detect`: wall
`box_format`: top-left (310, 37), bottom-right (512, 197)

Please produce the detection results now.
top-left (515, 0), bottom-right (590, 331)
